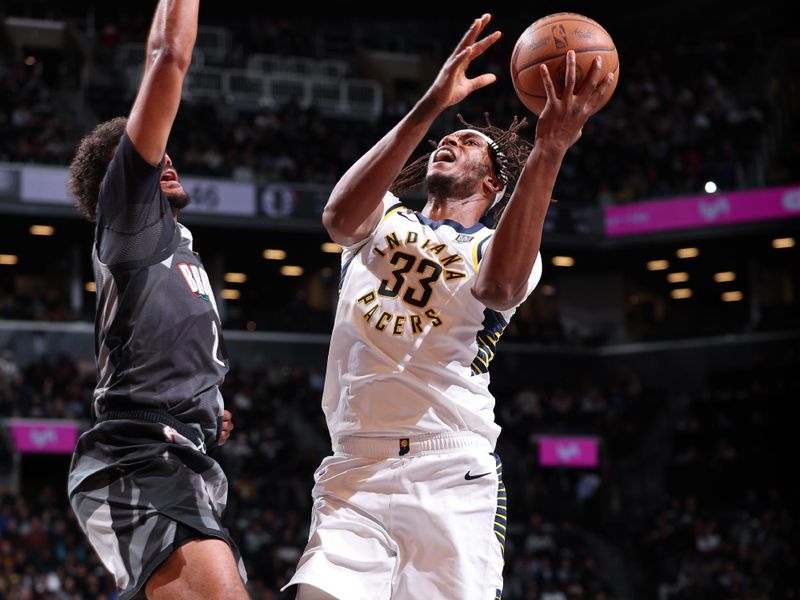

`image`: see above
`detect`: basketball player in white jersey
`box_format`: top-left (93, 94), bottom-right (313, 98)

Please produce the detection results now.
top-left (285, 13), bottom-right (615, 600)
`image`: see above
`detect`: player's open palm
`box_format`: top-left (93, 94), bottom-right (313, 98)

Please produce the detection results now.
top-left (535, 49), bottom-right (615, 152)
top-left (427, 13), bottom-right (502, 110)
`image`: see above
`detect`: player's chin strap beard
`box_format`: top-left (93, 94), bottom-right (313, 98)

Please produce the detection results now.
top-left (167, 190), bottom-right (191, 210)
top-left (453, 129), bottom-right (510, 207)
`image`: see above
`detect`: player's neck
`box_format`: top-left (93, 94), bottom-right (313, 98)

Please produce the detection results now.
top-left (422, 194), bottom-right (489, 228)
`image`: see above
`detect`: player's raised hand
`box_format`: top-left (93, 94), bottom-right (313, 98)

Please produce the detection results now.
top-left (425, 14), bottom-right (502, 110)
top-left (535, 50), bottom-right (615, 152)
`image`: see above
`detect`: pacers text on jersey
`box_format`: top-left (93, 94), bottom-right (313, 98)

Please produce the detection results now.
top-left (356, 230), bottom-right (469, 335)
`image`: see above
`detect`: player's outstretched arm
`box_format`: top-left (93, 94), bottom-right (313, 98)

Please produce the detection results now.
top-left (473, 50), bottom-right (614, 311)
top-left (322, 14), bottom-right (501, 247)
top-left (126, 0), bottom-right (199, 166)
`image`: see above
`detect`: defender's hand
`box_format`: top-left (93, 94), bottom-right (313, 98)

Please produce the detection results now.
top-left (535, 50), bottom-right (615, 153)
top-left (425, 14), bottom-right (502, 110)
top-left (218, 409), bottom-right (234, 446)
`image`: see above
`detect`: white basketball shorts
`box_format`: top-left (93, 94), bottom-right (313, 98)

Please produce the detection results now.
top-left (282, 432), bottom-right (506, 600)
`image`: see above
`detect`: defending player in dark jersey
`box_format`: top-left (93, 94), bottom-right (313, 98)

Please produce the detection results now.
top-left (65, 2), bottom-right (249, 599)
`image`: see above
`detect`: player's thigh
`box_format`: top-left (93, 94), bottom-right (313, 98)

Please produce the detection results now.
top-left (145, 537), bottom-right (249, 600)
top-left (285, 493), bottom-right (396, 600)
top-left (393, 451), bottom-right (505, 599)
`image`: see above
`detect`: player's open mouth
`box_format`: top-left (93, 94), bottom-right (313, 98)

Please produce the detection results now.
top-left (160, 170), bottom-right (178, 182)
top-left (433, 148), bottom-right (456, 163)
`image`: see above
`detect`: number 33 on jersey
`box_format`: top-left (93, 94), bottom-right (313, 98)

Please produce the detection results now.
top-left (336, 192), bottom-right (542, 377)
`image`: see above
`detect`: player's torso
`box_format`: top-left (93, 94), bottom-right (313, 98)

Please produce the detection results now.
top-left (93, 223), bottom-right (227, 429)
top-left (341, 205), bottom-right (494, 363)
top-left (326, 201), bottom-right (507, 442)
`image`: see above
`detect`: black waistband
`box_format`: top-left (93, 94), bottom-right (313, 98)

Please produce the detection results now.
top-left (96, 408), bottom-right (204, 449)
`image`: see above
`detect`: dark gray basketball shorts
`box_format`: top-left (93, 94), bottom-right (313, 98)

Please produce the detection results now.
top-left (67, 419), bottom-right (247, 599)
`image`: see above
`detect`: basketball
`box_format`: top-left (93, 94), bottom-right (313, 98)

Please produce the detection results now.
top-left (510, 12), bottom-right (620, 116)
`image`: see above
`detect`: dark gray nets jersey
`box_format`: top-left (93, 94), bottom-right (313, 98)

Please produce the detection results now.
top-left (91, 133), bottom-right (227, 447)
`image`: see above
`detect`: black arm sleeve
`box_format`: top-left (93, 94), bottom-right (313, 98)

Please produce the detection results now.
top-left (95, 133), bottom-right (176, 266)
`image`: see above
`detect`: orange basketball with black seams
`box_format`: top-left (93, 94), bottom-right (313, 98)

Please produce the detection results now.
top-left (510, 12), bottom-right (620, 116)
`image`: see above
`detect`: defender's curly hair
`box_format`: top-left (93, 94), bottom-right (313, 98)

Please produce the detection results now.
top-left (390, 113), bottom-right (533, 225)
top-left (68, 117), bottom-right (128, 222)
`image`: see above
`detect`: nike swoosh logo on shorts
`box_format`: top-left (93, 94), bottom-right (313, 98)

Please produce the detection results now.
top-left (465, 470), bottom-right (491, 480)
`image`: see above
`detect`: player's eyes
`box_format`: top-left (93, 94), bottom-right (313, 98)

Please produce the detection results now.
top-left (466, 139), bottom-right (479, 146)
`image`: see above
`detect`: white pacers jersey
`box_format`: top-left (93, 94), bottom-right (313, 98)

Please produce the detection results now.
top-left (322, 192), bottom-right (542, 449)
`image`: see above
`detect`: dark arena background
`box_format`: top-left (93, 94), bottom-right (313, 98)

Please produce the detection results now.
top-left (1, 0), bottom-right (799, 598)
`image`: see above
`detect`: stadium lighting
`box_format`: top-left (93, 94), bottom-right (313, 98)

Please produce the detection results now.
top-left (280, 265), bottom-right (304, 277)
top-left (246, 321), bottom-right (257, 331)
top-left (667, 272), bottom-right (689, 283)
top-left (221, 289), bottom-right (241, 300)
top-left (676, 247), bottom-right (699, 258)
top-left (551, 256), bottom-right (574, 267)
top-left (262, 249), bottom-right (287, 260)
top-left (224, 272), bottom-right (248, 283)
top-left (704, 181), bottom-right (717, 193)
top-left (670, 288), bottom-right (693, 299)
top-left (713, 272), bottom-right (736, 283)
top-left (647, 260), bottom-right (669, 271)
top-left (772, 237), bottom-right (795, 249)
top-left (84, 282), bottom-right (96, 293)
top-left (0, 254), bottom-right (18, 265)
top-left (29, 225), bottom-right (54, 236)
top-left (321, 242), bottom-right (342, 253)
top-left (722, 291), bottom-right (743, 302)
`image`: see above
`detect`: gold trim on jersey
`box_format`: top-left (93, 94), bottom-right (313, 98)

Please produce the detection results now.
top-left (383, 202), bottom-right (405, 221)
top-left (471, 230), bottom-right (495, 272)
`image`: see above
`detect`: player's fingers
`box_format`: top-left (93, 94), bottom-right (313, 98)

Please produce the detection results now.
top-left (450, 46), bottom-right (474, 70)
top-left (577, 55), bottom-right (604, 102)
top-left (540, 63), bottom-right (556, 102)
top-left (469, 30), bottom-right (502, 60)
top-left (563, 50), bottom-right (577, 95)
top-left (454, 14), bottom-right (490, 53)
top-left (586, 72), bottom-right (614, 113)
top-left (467, 73), bottom-right (497, 92)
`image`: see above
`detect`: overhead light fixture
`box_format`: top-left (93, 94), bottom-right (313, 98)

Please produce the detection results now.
top-left (772, 237), bottom-right (795, 249)
top-left (224, 272), bottom-right (247, 283)
top-left (84, 282), bottom-right (96, 293)
top-left (246, 321), bottom-right (257, 331)
top-left (0, 254), bottom-right (18, 265)
top-left (647, 260), bottom-right (669, 271)
top-left (263, 249), bottom-right (287, 260)
top-left (722, 291), bottom-right (743, 302)
top-left (667, 272), bottom-right (689, 283)
top-left (321, 242), bottom-right (342, 254)
top-left (676, 247), bottom-right (699, 258)
top-left (30, 225), bottom-right (54, 236)
top-left (551, 256), bottom-right (574, 267)
top-left (540, 284), bottom-right (556, 296)
top-left (221, 289), bottom-right (241, 300)
top-left (670, 288), bottom-right (692, 299)
top-left (280, 265), bottom-right (304, 277)
top-left (713, 271), bottom-right (736, 283)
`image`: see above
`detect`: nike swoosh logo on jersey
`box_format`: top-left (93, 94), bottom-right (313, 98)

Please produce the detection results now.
top-left (465, 470), bottom-right (491, 480)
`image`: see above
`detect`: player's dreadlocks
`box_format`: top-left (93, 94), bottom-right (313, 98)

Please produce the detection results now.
top-left (390, 113), bottom-right (533, 225)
